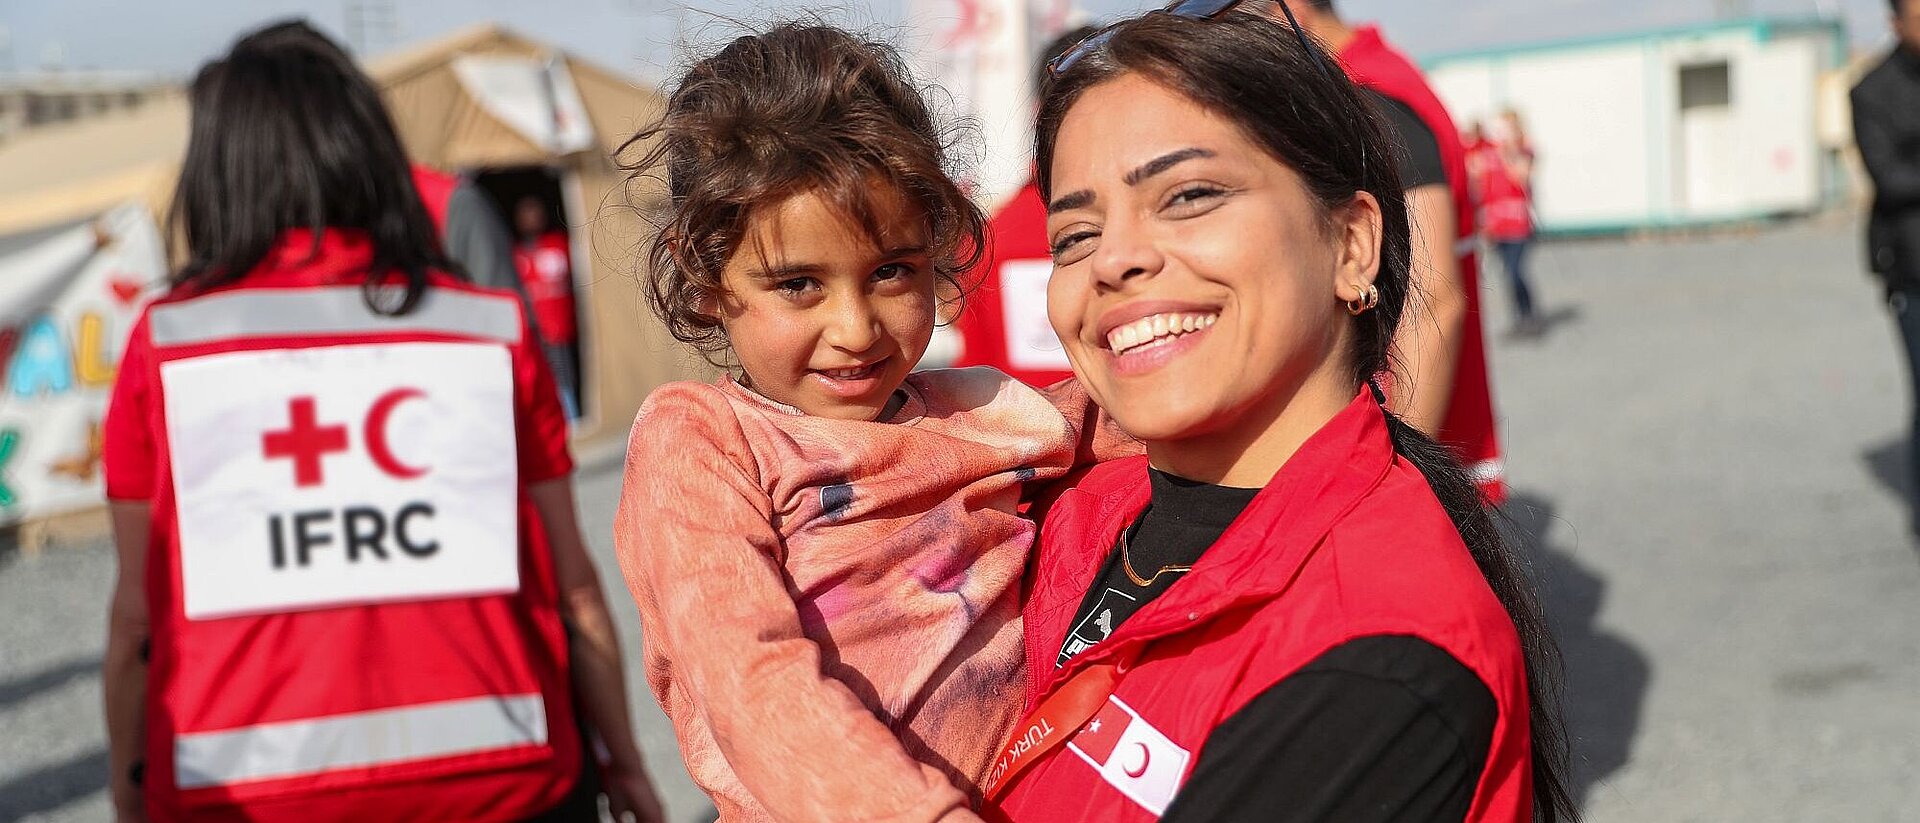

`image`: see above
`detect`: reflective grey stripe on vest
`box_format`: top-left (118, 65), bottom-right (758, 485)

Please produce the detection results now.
top-left (174, 693), bottom-right (548, 789)
top-left (149, 286), bottom-right (522, 347)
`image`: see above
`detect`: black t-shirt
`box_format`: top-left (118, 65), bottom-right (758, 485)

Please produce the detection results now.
top-left (1058, 469), bottom-right (1258, 668)
top-left (1057, 469), bottom-right (1497, 822)
top-left (1366, 89), bottom-right (1448, 191)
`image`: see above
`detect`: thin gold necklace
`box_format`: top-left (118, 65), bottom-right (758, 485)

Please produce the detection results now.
top-left (1119, 525), bottom-right (1191, 587)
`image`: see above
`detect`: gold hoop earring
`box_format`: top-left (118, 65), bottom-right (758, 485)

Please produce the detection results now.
top-left (1344, 282), bottom-right (1375, 316)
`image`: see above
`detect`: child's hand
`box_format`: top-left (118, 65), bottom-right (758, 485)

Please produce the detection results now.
top-left (603, 761), bottom-right (667, 823)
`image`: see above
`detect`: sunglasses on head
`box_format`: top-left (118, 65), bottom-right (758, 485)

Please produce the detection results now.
top-left (1048, 0), bottom-right (1335, 80)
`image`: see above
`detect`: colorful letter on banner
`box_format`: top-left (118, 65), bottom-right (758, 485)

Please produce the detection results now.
top-left (0, 203), bottom-right (165, 525)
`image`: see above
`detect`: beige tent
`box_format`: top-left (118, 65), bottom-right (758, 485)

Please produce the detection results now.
top-left (0, 23), bottom-right (707, 448)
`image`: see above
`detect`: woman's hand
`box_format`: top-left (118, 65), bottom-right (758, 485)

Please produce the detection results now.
top-left (105, 502), bottom-right (152, 823)
top-left (111, 781), bottom-right (148, 823)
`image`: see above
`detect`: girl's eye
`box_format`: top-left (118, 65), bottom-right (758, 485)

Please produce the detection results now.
top-left (776, 277), bottom-right (817, 295)
top-left (1050, 230), bottom-right (1098, 265)
top-left (873, 263), bottom-right (911, 281)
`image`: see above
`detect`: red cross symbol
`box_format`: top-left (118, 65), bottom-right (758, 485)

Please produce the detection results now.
top-left (262, 396), bottom-right (349, 487)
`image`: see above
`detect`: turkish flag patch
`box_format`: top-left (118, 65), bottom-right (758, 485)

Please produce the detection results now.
top-left (1065, 696), bottom-right (1192, 815)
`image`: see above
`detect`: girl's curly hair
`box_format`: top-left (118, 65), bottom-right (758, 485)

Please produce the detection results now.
top-left (620, 23), bottom-right (987, 357)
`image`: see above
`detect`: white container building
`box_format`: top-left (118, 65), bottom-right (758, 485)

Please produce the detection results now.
top-left (1423, 17), bottom-right (1847, 234)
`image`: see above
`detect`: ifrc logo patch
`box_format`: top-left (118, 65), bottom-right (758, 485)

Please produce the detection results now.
top-left (1065, 695), bottom-right (1192, 815)
top-left (163, 342), bottom-right (519, 621)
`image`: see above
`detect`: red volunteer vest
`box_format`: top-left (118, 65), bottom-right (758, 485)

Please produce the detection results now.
top-left (953, 178), bottom-right (1076, 388)
top-left (993, 391), bottom-right (1532, 821)
top-left (112, 231), bottom-right (578, 822)
top-left (1340, 26), bottom-right (1506, 503)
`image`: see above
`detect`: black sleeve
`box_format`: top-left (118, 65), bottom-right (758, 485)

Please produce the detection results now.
top-left (1852, 84), bottom-right (1920, 210)
top-left (1365, 90), bottom-right (1448, 191)
top-left (1159, 636), bottom-right (1497, 823)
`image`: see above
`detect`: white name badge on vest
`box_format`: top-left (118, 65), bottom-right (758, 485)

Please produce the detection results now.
top-left (163, 342), bottom-right (520, 621)
top-left (998, 259), bottom-right (1072, 372)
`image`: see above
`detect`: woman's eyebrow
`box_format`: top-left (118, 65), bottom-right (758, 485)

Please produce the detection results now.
top-left (1124, 147), bottom-right (1215, 186)
top-left (1047, 189), bottom-right (1094, 215)
top-left (1047, 147), bottom-right (1219, 215)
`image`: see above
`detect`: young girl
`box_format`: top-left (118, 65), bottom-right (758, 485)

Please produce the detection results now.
top-left (613, 23), bottom-right (1131, 823)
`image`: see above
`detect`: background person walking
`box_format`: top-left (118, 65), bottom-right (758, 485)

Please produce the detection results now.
top-left (1852, 0), bottom-right (1920, 538)
top-left (1466, 112), bottom-right (1542, 338)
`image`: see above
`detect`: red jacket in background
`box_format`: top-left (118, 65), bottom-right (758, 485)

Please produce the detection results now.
top-left (953, 179), bottom-right (1076, 388)
top-left (514, 230), bottom-right (578, 346)
top-left (993, 390), bottom-right (1533, 822)
top-left (103, 229), bottom-right (580, 822)
top-left (410, 165), bottom-right (457, 234)
top-left (1467, 137), bottom-right (1536, 242)
top-left (1340, 25), bottom-right (1507, 503)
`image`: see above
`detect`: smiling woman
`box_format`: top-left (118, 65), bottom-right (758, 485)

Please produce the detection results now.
top-left (988, 7), bottom-right (1577, 823)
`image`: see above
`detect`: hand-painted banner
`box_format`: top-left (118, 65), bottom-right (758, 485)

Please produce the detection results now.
top-left (0, 203), bottom-right (164, 525)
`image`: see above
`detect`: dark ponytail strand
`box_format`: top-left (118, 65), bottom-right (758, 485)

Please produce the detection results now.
top-left (1381, 406), bottom-right (1577, 821)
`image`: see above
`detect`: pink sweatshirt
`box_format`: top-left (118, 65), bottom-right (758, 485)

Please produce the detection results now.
top-left (615, 368), bottom-right (1128, 823)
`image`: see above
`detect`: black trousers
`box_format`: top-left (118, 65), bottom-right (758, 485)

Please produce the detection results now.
top-left (1495, 239), bottom-right (1537, 322)
top-left (1892, 288), bottom-right (1920, 532)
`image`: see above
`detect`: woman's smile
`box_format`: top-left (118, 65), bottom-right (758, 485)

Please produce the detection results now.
top-left (1098, 309), bottom-right (1221, 377)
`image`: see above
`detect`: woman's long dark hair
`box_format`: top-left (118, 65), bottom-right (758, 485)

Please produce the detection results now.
top-left (1035, 11), bottom-right (1578, 821)
top-left (169, 20), bottom-right (454, 315)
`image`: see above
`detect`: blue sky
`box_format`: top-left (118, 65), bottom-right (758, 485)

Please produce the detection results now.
top-left (0, 0), bottom-right (1904, 83)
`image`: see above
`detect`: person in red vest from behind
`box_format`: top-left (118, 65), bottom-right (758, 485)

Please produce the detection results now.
top-left (512, 196), bottom-right (582, 419)
top-left (951, 26), bottom-right (1102, 388)
top-left (1465, 114), bottom-right (1544, 337)
top-left (99, 21), bottom-right (663, 823)
top-left (1286, 0), bottom-right (1507, 503)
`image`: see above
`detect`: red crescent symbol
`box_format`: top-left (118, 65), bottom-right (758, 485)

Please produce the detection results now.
top-left (366, 388), bottom-right (429, 479)
top-left (1122, 743), bottom-right (1151, 778)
